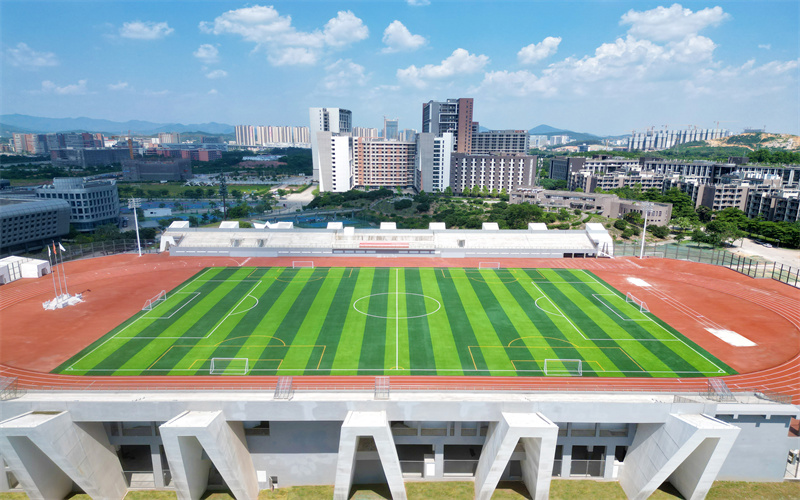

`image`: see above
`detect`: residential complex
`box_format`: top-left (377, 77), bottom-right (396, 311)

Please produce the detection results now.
top-left (555, 155), bottom-right (800, 222)
top-left (628, 127), bottom-right (733, 151)
top-left (450, 154), bottom-right (537, 195)
top-left (510, 188), bottom-right (673, 226)
top-left (234, 125), bottom-right (311, 148)
top-left (470, 129), bottom-right (529, 155)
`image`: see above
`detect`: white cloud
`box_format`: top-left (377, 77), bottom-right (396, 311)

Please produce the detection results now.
top-left (382, 21), bottom-right (427, 53)
top-left (620, 4), bottom-right (729, 42)
top-left (119, 21), bottom-right (174, 40)
top-left (4, 42), bottom-right (59, 68)
top-left (108, 81), bottom-right (129, 90)
top-left (200, 6), bottom-right (368, 66)
top-left (208, 89), bottom-right (219, 95)
top-left (758, 44), bottom-right (771, 50)
top-left (268, 47), bottom-right (318, 66)
top-left (321, 59), bottom-right (367, 94)
top-left (517, 36), bottom-right (561, 65)
top-left (41, 79), bottom-right (89, 95)
top-left (194, 44), bottom-right (219, 63)
top-left (205, 69), bottom-right (228, 79)
top-left (322, 11), bottom-right (369, 48)
top-left (398, 48), bottom-right (489, 88)
top-left (407, 0), bottom-right (430, 6)
top-left (476, 70), bottom-right (556, 97)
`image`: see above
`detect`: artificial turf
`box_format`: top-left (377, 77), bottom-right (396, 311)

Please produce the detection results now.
top-left (54, 267), bottom-right (736, 377)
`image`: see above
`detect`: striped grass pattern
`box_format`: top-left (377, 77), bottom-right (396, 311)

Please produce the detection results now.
top-left (54, 267), bottom-right (735, 377)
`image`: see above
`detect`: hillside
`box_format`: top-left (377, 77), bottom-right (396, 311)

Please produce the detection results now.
top-left (0, 114), bottom-right (235, 135)
top-left (708, 132), bottom-right (799, 151)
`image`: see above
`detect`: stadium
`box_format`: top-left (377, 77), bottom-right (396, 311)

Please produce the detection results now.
top-left (0, 223), bottom-right (798, 500)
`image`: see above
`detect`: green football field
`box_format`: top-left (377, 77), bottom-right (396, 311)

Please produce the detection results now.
top-left (55, 267), bottom-right (735, 377)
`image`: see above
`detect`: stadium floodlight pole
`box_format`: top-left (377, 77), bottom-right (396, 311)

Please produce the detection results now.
top-left (639, 202), bottom-right (655, 259)
top-left (129, 198), bottom-right (142, 257)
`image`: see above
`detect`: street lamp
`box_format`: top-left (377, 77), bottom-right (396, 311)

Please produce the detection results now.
top-left (639, 202), bottom-right (655, 259)
top-left (128, 198), bottom-right (142, 257)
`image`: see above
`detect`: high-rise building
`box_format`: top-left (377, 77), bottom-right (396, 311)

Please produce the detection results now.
top-left (235, 125), bottom-right (257, 147)
top-left (353, 137), bottom-right (416, 188)
top-left (422, 98), bottom-right (474, 154)
top-left (450, 154), bottom-right (538, 195)
top-left (158, 132), bottom-right (181, 144)
top-left (416, 132), bottom-right (453, 193)
top-left (309, 108), bottom-right (353, 189)
top-left (314, 132), bottom-right (353, 193)
top-left (471, 130), bottom-right (530, 155)
top-left (353, 127), bottom-right (379, 139)
top-left (383, 117), bottom-right (399, 141)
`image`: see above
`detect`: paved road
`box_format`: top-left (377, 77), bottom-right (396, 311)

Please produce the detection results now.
top-left (728, 238), bottom-right (800, 269)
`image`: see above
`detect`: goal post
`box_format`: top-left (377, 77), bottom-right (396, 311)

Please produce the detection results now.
top-left (209, 358), bottom-right (249, 375)
top-left (292, 261), bottom-right (315, 269)
top-left (478, 262), bottom-right (501, 270)
top-left (543, 359), bottom-right (583, 376)
top-left (142, 290), bottom-right (167, 311)
top-left (625, 292), bottom-right (650, 313)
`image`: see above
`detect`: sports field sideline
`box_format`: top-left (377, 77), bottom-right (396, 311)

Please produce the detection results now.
top-left (55, 266), bottom-right (735, 377)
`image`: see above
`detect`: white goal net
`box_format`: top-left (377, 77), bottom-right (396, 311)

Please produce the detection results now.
top-left (209, 358), bottom-right (249, 375)
top-left (543, 359), bottom-right (583, 376)
top-left (478, 262), bottom-right (501, 270)
top-left (625, 292), bottom-right (650, 313)
top-left (142, 290), bottom-right (167, 311)
top-left (292, 261), bottom-right (315, 269)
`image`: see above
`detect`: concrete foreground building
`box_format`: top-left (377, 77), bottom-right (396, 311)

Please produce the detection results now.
top-left (4, 387), bottom-right (796, 500)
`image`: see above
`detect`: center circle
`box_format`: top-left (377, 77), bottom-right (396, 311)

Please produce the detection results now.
top-left (352, 293), bottom-right (442, 319)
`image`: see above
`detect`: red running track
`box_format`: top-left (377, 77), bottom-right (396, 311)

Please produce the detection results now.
top-left (1, 253), bottom-right (798, 402)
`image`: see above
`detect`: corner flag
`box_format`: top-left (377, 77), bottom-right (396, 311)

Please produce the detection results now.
top-left (58, 242), bottom-right (66, 252)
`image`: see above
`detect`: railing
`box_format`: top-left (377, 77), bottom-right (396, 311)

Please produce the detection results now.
top-left (13, 383), bottom-right (794, 403)
top-left (569, 459), bottom-right (605, 477)
top-left (19, 239), bottom-right (158, 263)
top-left (615, 242), bottom-right (800, 288)
top-left (399, 460), bottom-right (424, 476)
top-left (443, 459), bottom-right (478, 476)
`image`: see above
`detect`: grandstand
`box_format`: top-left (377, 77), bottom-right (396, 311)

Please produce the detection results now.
top-left (0, 224), bottom-right (798, 500)
top-left (159, 221), bottom-right (614, 259)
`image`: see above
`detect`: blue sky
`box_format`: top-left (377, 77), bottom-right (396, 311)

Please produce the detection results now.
top-left (2, 1), bottom-right (798, 136)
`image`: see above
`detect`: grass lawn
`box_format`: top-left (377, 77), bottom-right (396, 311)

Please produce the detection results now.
top-left (2, 481), bottom-right (797, 499)
top-left (55, 267), bottom-right (734, 378)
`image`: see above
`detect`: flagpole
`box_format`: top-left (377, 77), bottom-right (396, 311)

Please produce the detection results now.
top-left (53, 242), bottom-right (64, 300)
top-left (58, 243), bottom-right (70, 297)
top-left (47, 245), bottom-right (59, 303)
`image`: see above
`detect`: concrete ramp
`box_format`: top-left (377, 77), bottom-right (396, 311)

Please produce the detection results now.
top-left (474, 412), bottom-right (558, 500)
top-left (160, 411), bottom-right (258, 500)
top-left (333, 411), bottom-right (406, 500)
top-left (620, 413), bottom-right (740, 500)
top-left (0, 411), bottom-right (126, 500)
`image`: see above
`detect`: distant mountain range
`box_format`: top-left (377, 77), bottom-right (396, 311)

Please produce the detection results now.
top-left (0, 114), bottom-right (235, 136)
top-left (1, 115), bottom-right (628, 143)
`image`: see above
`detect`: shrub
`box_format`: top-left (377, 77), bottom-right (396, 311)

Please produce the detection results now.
top-left (614, 219), bottom-right (627, 230)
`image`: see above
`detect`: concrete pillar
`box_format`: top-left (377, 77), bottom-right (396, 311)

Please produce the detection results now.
top-left (619, 414), bottom-right (740, 500)
top-left (0, 456), bottom-right (10, 491)
top-left (333, 411), bottom-right (406, 500)
top-left (603, 446), bottom-right (616, 479)
top-left (160, 411), bottom-right (258, 500)
top-left (560, 445), bottom-right (571, 478)
top-left (0, 411), bottom-right (126, 500)
top-left (474, 412), bottom-right (558, 500)
top-left (151, 444), bottom-right (165, 488)
top-left (433, 442), bottom-right (444, 479)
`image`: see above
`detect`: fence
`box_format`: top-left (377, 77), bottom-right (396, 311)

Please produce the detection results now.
top-left (24, 239), bottom-right (158, 263)
top-left (615, 242), bottom-right (800, 288)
